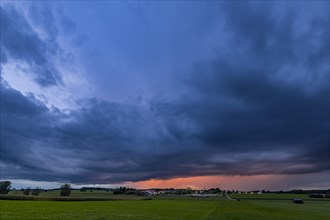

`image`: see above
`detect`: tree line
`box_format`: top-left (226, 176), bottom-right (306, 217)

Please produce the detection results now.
top-left (0, 181), bottom-right (72, 196)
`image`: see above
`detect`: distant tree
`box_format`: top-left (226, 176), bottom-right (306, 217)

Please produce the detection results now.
top-left (291, 189), bottom-right (306, 194)
top-left (60, 184), bottom-right (71, 196)
top-left (325, 192), bottom-right (330, 198)
top-left (23, 187), bottom-right (31, 195)
top-left (31, 187), bottom-right (42, 196)
top-left (113, 187), bottom-right (137, 195)
top-left (0, 181), bottom-right (11, 194)
top-left (207, 188), bottom-right (221, 194)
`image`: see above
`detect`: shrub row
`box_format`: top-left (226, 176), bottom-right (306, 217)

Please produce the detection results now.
top-left (0, 195), bottom-right (123, 201)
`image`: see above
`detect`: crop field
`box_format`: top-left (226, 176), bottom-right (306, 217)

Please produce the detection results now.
top-left (0, 192), bottom-right (329, 220)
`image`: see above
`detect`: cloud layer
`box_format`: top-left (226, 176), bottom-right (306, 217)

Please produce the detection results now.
top-left (1, 4), bottom-right (73, 87)
top-left (0, 1), bottom-right (329, 186)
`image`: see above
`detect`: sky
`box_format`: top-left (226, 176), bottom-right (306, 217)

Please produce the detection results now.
top-left (0, 1), bottom-right (329, 191)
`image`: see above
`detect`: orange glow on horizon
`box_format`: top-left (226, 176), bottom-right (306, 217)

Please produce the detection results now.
top-left (129, 175), bottom-right (274, 190)
top-left (127, 173), bottom-right (328, 191)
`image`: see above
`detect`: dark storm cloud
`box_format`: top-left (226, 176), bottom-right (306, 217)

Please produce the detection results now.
top-left (1, 84), bottom-right (53, 178)
top-left (1, 74), bottom-right (328, 184)
top-left (0, 1), bottom-right (329, 184)
top-left (0, 5), bottom-right (64, 86)
top-left (219, 1), bottom-right (329, 76)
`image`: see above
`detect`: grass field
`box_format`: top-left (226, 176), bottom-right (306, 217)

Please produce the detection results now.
top-left (230, 193), bottom-right (327, 200)
top-left (1, 193), bottom-right (329, 220)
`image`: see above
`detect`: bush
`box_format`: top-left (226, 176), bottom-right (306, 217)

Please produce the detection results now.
top-left (309, 194), bottom-right (324, 198)
top-left (125, 190), bottom-right (137, 195)
top-left (0, 181), bottom-right (11, 194)
top-left (23, 188), bottom-right (31, 195)
top-left (60, 184), bottom-right (71, 196)
top-left (113, 187), bottom-right (129, 195)
top-left (31, 187), bottom-right (42, 196)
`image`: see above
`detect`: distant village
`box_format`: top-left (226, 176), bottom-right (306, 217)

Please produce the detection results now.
top-left (78, 187), bottom-right (330, 198)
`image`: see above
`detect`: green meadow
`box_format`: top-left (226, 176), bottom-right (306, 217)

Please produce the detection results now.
top-left (0, 192), bottom-right (329, 220)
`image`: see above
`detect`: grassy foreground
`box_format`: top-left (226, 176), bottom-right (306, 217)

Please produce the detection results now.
top-left (1, 199), bottom-right (329, 220)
